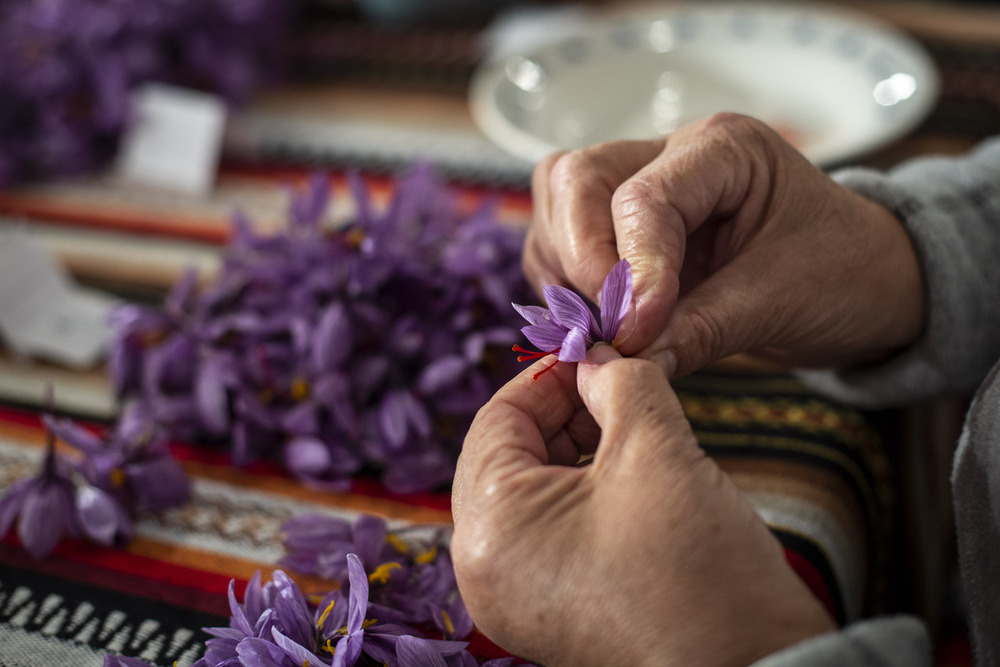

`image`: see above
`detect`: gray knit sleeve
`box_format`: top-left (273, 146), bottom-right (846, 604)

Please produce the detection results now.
top-left (749, 616), bottom-right (931, 667)
top-left (797, 138), bottom-right (1000, 407)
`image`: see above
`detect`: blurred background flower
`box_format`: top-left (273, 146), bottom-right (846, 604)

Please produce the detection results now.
top-left (0, 0), bottom-right (300, 185)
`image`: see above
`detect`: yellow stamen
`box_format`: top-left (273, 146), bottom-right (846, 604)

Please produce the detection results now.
top-left (307, 593), bottom-right (326, 605)
top-left (368, 561), bottom-right (402, 584)
top-left (322, 638), bottom-right (336, 655)
top-left (345, 228), bottom-right (366, 248)
top-left (385, 533), bottom-right (409, 554)
top-left (317, 599), bottom-right (336, 629)
top-left (110, 468), bottom-right (126, 488)
top-left (336, 618), bottom-right (377, 635)
top-left (415, 546), bottom-right (438, 565)
top-left (140, 329), bottom-right (168, 347)
top-left (441, 609), bottom-right (455, 636)
top-left (290, 377), bottom-right (310, 401)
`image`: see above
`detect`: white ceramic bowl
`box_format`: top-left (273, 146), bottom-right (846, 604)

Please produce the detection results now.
top-left (470, 2), bottom-right (939, 166)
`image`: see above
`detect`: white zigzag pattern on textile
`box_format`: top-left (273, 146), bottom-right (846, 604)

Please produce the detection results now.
top-left (0, 581), bottom-right (203, 665)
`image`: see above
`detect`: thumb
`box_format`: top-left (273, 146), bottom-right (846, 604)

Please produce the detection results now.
top-left (577, 344), bottom-right (697, 473)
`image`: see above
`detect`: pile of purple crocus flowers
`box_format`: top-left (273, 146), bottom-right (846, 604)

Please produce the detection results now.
top-left (0, 0), bottom-right (298, 185)
top-left (109, 166), bottom-right (529, 493)
top-left (104, 514), bottom-right (526, 667)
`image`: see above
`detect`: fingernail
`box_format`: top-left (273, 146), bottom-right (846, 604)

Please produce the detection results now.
top-left (586, 342), bottom-right (620, 365)
top-left (612, 301), bottom-right (638, 348)
top-left (661, 349), bottom-right (678, 378)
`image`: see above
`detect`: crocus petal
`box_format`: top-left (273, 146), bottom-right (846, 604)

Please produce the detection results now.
top-left (76, 485), bottom-right (130, 546)
top-left (228, 579), bottom-right (256, 638)
top-left (236, 637), bottom-right (286, 667)
top-left (283, 436), bottom-right (332, 477)
top-left (352, 515), bottom-right (387, 567)
top-left (271, 571), bottom-right (313, 644)
top-left (557, 327), bottom-right (589, 363)
top-left (402, 393), bottom-right (432, 440)
top-left (332, 634), bottom-right (354, 667)
top-left (419, 638), bottom-right (470, 656)
top-left (347, 171), bottom-right (374, 226)
top-left (599, 258), bottom-right (632, 343)
top-left (19, 483), bottom-right (69, 560)
top-left (281, 400), bottom-right (320, 436)
top-left (416, 355), bottom-right (468, 395)
top-left (289, 171), bottom-right (329, 227)
top-left (378, 391), bottom-right (409, 449)
top-left (195, 355), bottom-right (234, 435)
top-left (382, 447), bottom-right (453, 495)
top-left (542, 284), bottom-right (598, 337)
top-left (203, 636), bottom-right (240, 663)
top-left (230, 208), bottom-right (255, 246)
top-left (126, 456), bottom-right (191, 512)
top-left (43, 416), bottom-right (105, 453)
top-left (0, 479), bottom-right (32, 537)
top-left (511, 303), bottom-right (550, 326)
top-left (280, 513), bottom-right (353, 549)
top-left (346, 553), bottom-right (370, 634)
top-left (359, 634), bottom-right (400, 664)
top-left (202, 627), bottom-right (245, 640)
top-left (242, 570), bottom-right (268, 625)
top-left (270, 626), bottom-right (326, 667)
top-left (520, 321), bottom-right (570, 353)
top-left (312, 301), bottom-right (352, 373)
top-left (165, 266), bottom-right (198, 317)
top-left (395, 635), bottom-right (448, 667)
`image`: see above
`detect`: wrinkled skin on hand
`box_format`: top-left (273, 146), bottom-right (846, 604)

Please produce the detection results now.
top-left (452, 346), bottom-right (836, 667)
top-left (523, 113), bottom-right (925, 376)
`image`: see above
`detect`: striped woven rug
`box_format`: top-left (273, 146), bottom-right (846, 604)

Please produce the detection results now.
top-left (0, 367), bottom-right (892, 665)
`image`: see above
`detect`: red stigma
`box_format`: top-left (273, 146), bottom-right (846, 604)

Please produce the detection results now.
top-left (512, 345), bottom-right (561, 380)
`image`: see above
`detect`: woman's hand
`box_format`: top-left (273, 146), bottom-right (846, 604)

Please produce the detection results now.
top-left (523, 113), bottom-right (924, 376)
top-left (451, 345), bottom-right (836, 667)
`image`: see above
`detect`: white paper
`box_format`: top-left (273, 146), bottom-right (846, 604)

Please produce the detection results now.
top-left (116, 83), bottom-right (226, 196)
top-left (0, 233), bottom-right (118, 368)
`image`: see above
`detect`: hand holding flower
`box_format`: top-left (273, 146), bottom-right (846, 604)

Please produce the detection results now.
top-left (524, 113), bottom-right (924, 376)
top-left (452, 345), bottom-right (835, 666)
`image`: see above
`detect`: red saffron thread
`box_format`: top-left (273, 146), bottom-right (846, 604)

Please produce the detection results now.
top-left (512, 345), bottom-right (561, 381)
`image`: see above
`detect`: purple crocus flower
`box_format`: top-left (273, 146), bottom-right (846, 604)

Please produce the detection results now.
top-left (512, 258), bottom-right (633, 372)
top-left (44, 402), bottom-right (191, 513)
top-left (0, 428), bottom-right (80, 560)
top-left (279, 514), bottom-right (397, 581)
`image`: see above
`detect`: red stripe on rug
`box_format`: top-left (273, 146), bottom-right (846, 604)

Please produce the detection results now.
top-left (0, 537), bottom-right (235, 617)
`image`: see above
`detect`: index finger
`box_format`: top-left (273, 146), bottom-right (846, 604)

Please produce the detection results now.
top-left (541, 140), bottom-right (666, 302)
top-left (611, 114), bottom-right (771, 357)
